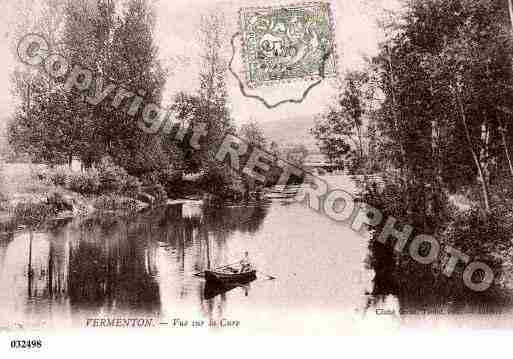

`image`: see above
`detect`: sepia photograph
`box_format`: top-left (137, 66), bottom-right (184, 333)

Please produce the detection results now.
top-left (1, 0), bottom-right (513, 355)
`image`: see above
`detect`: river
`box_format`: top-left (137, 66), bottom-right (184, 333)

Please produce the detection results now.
top-left (0, 175), bottom-right (512, 333)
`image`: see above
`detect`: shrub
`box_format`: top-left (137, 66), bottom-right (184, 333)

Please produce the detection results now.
top-left (0, 191), bottom-right (8, 211)
top-left (140, 171), bottom-right (160, 187)
top-left (67, 168), bottom-right (101, 195)
top-left (198, 166), bottom-right (236, 199)
top-left (0, 164), bottom-right (7, 209)
top-left (158, 166), bottom-right (183, 184)
top-left (12, 201), bottom-right (55, 225)
top-left (94, 194), bottom-right (143, 212)
top-left (139, 167), bottom-right (182, 202)
top-left (46, 189), bottom-right (74, 213)
top-left (35, 158), bottom-right (144, 198)
top-left (441, 207), bottom-right (511, 266)
top-left (140, 166), bottom-right (183, 188)
top-left (96, 156), bottom-right (128, 194)
top-left (32, 167), bottom-right (51, 186)
top-left (162, 171), bottom-right (185, 198)
top-left (121, 175), bottom-right (142, 197)
top-left (228, 175), bottom-right (246, 200)
top-left (146, 183), bottom-right (168, 203)
top-left (47, 167), bottom-right (70, 187)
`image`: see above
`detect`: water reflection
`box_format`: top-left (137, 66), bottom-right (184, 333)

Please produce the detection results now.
top-left (365, 225), bottom-right (513, 324)
top-left (5, 180), bottom-right (439, 334)
top-left (4, 176), bottom-right (512, 332)
top-left (203, 281), bottom-right (254, 300)
top-left (0, 202), bottom-right (272, 328)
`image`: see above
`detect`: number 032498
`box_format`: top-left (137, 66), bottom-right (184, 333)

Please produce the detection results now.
top-left (10, 339), bottom-right (42, 349)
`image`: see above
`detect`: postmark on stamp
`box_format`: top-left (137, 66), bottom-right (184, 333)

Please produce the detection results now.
top-left (239, 2), bottom-right (337, 88)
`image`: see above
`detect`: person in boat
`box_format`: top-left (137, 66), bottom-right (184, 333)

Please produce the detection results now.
top-left (239, 251), bottom-right (252, 273)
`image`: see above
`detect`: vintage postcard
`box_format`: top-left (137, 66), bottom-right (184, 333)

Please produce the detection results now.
top-left (1, 0), bottom-right (513, 356)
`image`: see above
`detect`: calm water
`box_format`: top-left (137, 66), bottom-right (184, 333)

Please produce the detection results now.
top-left (1, 175), bottom-right (512, 334)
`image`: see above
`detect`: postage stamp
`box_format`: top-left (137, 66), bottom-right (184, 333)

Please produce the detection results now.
top-left (239, 2), bottom-right (337, 88)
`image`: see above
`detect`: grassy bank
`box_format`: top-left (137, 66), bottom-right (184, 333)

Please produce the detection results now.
top-left (0, 161), bottom-right (152, 233)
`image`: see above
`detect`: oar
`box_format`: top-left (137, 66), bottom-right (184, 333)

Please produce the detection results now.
top-left (193, 261), bottom-right (240, 277)
top-left (258, 271), bottom-right (276, 280)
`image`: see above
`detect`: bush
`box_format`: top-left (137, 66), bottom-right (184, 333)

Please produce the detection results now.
top-left (67, 168), bottom-right (101, 195)
top-left (12, 201), bottom-right (55, 225)
top-left (198, 165), bottom-right (239, 199)
top-left (158, 166), bottom-right (183, 184)
top-left (96, 156), bottom-right (129, 193)
top-left (145, 183), bottom-right (168, 203)
top-left (94, 194), bottom-right (144, 212)
top-left (121, 175), bottom-right (142, 197)
top-left (140, 166), bottom-right (182, 188)
top-left (31, 158), bottom-right (145, 199)
top-left (139, 167), bottom-right (184, 200)
top-left (47, 167), bottom-right (69, 187)
top-left (65, 158), bottom-right (141, 197)
top-left (0, 164), bottom-right (7, 209)
top-left (0, 191), bottom-right (8, 211)
top-left (227, 175), bottom-right (246, 201)
top-left (140, 171), bottom-right (160, 187)
top-left (46, 189), bottom-right (74, 213)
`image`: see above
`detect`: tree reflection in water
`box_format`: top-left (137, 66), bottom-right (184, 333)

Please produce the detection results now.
top-left (3, 202), bottom-right (270, 325)
top-left (365, 224), bottom-right (513, 315)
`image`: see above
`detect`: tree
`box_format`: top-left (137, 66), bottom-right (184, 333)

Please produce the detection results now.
top-left (311, 70), bottom-right (372, 173)
top-left (104, 0), bottom-right (169, 175)
top-left (8, 0), bottom-right (70, 164)
top-left (9, 0), bottom-right (174, 175)
top-left (369, 0), bottom-right (513, 216)
top-left (363, 0), bottom-right (513, 302)
top-left (237, 120), bottom-right (269, 198)
top-left (171, 11), bottom-right (240, 199)
top-left (9, 88), bottom-right (90, 165)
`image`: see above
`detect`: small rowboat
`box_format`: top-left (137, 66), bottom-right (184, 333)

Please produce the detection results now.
top-left (203, 281), bottom-right (240, 299)
top-left (204, 269), bottom-right (257, 284)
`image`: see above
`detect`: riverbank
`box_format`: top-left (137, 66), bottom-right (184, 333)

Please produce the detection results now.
top-left (0, 162), bottom-right (215, 235)
top-left (0, 163), bottom-right (156, 233)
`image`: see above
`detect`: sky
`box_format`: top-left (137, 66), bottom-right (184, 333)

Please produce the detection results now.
top-left (0, 0), bottom-right (401, 126)
top-left (0, 0), bottom-right (13, 119)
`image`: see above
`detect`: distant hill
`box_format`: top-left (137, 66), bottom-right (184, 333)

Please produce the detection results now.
top-left (258, 115), bottom-right (320, 152)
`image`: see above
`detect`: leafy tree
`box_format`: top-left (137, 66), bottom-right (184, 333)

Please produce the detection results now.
top-left (87, 0), bottom-right (169, 175)
top-left (9, 0), bottom-right (176, 177)
top-left (363, 0), bottom-right (513, 304)
top-left (311, 70), bottom-right (373, 173)
top-left (8, 0), bottom-right (70, 164)
top-left (171, 12), bottom-right (239, 199)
